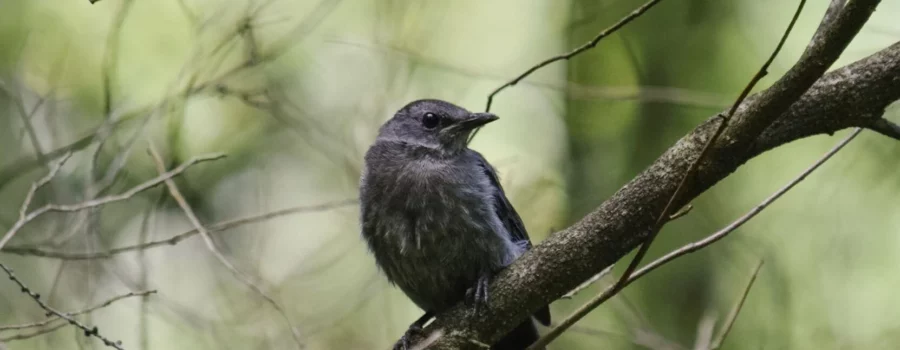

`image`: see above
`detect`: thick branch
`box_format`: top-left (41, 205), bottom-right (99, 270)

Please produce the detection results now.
top-left (419, 39), bottom-right (900, 350)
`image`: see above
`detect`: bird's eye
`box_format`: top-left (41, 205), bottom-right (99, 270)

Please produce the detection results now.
top-left (422, 112), bottom-right (441, 129)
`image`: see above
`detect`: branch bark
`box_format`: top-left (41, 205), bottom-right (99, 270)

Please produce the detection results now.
top-left (415, 2), bottom-right (899, 348)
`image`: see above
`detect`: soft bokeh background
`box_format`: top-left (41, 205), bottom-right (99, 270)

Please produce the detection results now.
top-left (0, 0), bottom-right (898, 349)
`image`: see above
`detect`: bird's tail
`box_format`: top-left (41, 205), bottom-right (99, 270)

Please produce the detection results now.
top-left (492, 319), bottom-right (543, 350)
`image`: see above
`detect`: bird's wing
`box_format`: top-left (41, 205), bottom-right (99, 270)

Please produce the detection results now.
top-left (472, 151), bottom-right (551, 325)
top-left (472, 151), bottom-right (532, 248)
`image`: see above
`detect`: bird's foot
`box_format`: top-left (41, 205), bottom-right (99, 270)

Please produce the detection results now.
top-left (465, 273), bottom-right (492, 313)
top-left (393, 324), bottom-right (424, 350)
top-left (393, 312), bottom-right (433, 350)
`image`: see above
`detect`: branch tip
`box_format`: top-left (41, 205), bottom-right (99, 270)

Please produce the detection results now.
top-left (870, 118), bottom-right (900, 141)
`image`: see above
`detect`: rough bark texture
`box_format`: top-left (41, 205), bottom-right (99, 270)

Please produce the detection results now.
top-left (413, 0), bottom-right (900, 348)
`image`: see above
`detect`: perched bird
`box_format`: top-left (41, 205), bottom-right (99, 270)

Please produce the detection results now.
top-left (360, 99), bottom-right (550, 350)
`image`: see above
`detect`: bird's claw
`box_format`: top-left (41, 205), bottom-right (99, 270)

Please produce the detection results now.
top-left (393, 324), bottom-right (424, 350)
top-left (465, 274), bottom-right (491, 313)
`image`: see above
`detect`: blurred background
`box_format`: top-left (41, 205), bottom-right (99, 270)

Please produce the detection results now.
top-left (0, 0), bottom-right (898, 349)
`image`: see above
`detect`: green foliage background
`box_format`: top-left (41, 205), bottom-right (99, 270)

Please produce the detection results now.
top-left (0, 0), bottom-right (898, 349)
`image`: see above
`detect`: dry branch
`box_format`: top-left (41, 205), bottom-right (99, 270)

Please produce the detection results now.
top-left (147, 144), bottom-right (305, 349)
top-left (0, 263), bottom-right (126, 349)
top-left (0, 290), bottom-right (156, 333)
top-left (1, 199), bottom-right (356, 260)
top-left (0, 153), bottom-right (224, 251)
top-left (532, 125), bottom-right (862, 349)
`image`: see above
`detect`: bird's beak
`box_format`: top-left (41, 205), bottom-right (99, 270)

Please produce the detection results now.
top-left (458, 112), bottom-right (499, 130)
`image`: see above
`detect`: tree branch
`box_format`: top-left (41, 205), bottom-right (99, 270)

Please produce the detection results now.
top-left (532, 1), bottom-right (809, 345)
top-left (531, 124), bottom-right (862, 349)
top-left (413, 1), bottom-right (896, 347)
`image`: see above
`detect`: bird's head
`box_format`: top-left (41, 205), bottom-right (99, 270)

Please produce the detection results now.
top-left (376, 99), bottom-right (497, 154)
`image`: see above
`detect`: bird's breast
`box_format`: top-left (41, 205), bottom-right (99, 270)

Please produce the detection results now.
top-left (360, 157), bottom-right (519, 311)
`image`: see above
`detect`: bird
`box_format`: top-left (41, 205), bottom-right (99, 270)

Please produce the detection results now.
top-left (359, 99), bottom-right (550, 350)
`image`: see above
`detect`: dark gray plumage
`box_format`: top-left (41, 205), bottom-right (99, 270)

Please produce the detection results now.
top-left (360, 99), bottom-right (549, 350)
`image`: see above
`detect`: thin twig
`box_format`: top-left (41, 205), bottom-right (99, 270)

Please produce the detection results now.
top-left (527, 2), bottom-right (807, 348)
top-left (19, 153), bottom-right (72, 220)
top-left (0, 322), bottom-right (67, 342)
top-left (870, 118), bottom-right (900, 141)
top-left (668, 204), bottom-right (694, 221)
top-left (136, 194), bottom-right (160, 350)
top-left (0, 153), bottom-right (224, 251)
top-left (0, 263), bottom-right (125, 349)
top-left (11, 81), bottom-right (47, 166)
top-left (100, 0), bottom-right (134, 118)
top-left (561, 264), bottom-right (614, 300)
top-left (2, 199), bottom-right (356, 260)
top-left (531, 127), bottom-right (860, 349)
top-left (0, 290), bottom-right (156, 332)
top-left (483, 0), bottom-right (668, 112)
top-left (89, 0), bottom-right (136, 194)
top-left (0, 0), bottom-right (345, 193)
top-left (0, 152), bottom-right (72, 250)
top-left (146, 144), bottom-right (305, 349)
top-left (693, 310), bottom-right (717, 350)
top-left (710, 260), bottom-right (764, 349)
top-left (469, 0), bottom-right (669, 143)
top-left (0, 121), bottom-right (121, 194)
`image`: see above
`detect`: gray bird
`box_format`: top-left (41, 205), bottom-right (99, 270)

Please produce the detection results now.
top-left (360, 99), bottom-right (550, 350)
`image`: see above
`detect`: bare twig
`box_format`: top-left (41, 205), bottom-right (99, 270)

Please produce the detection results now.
top-left (468, 0), bottom-right (669, 144)
top-left (668, 204), bottom-right (694, 221)
top-left (0, 290), bottom-right (156, 332)
top-left (18, 153), bottom-right (72, 220)
top-left (2, 199), bottom-right (356, 260)
top-left (136, 194), bottom-right (160, 350)
top-left (0, 152), bottom-right (72, 249)
top-left (11, 82), bottom-right (47, 166)
top-left (100, 0), bottom-right (134, 118)
top-left (146, 144), bottom-right (304, 348)
top-left (0, 263), bottom-right (125, 349)
top-left (0, 322), bottom-right (67, 342)
top-left (561, 264), bottom-right (614, 300)
top-left (0, 0), bottom-right (344, 193)
top-left (528, 2), bottom-right (807, 348)
top-left (0, 153), bottom-right (224, 251)
top-left (534, 127), bottom-right (860, 349)
top-left (483, 0), bottom-right (668, 113)
top-left (0, 123), bottom-right (118, 193)
top-left (710, 260), bottom-right (764, 349)
top-left (693, 310), bottom-right (717, 350)
top-left (870, 118), bottom-right (900, 141)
